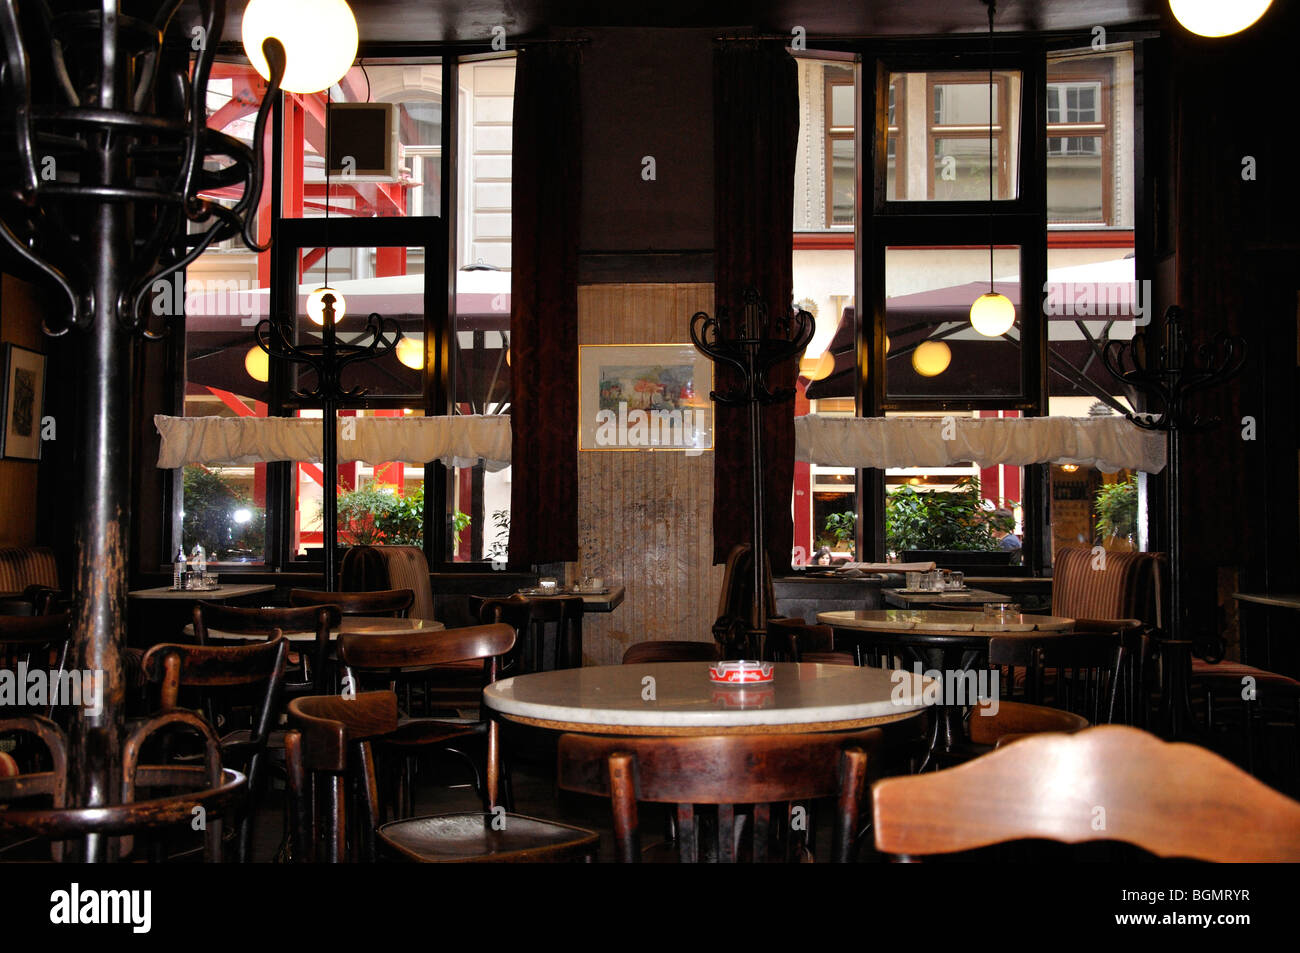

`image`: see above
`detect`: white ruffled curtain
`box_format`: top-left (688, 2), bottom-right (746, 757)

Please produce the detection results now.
top-left (155, 414), bottom-right (512, 471)
top-left (795, 414), bottom-right (1166, 473)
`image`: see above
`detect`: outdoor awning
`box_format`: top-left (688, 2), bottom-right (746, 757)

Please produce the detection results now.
top-left (795, 414), bottom-right (1166, 473)
top-left (155, 414), bottom-right (512, 471)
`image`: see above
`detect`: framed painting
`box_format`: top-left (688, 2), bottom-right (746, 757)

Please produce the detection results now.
top-left (1, 344), bottom-right (47, 461)
top-left (579, 344), bottom-right (713, 452)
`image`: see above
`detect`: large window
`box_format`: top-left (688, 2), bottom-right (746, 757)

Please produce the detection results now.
top-left (791, 38), bottom-right (1142, 571)
top-left (178, 54), bottom-right (514, 569)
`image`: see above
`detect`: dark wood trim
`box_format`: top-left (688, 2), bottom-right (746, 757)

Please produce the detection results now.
top-left (577, 251), bottom-right (714, 284)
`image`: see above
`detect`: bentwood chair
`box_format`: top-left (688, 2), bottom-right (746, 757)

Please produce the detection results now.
top-left (477, 593), bottom-right (584, 672)
top-left (557, 729), bottom-right (883, 863)
top-left (289, 587), bottom-right (414, 618)
top-left (194, 602), bottom-right (340, 699)
top-left (285, 689), bottom-right (598, 863)
top-left (872, 725), bottom-right (1300, 862)
top-left (140, 635), bottom-right (288, 861)
top-left (1049, 547), bottom-right (1165, 726)
top-left (336, 623), bottom-right (518, 816)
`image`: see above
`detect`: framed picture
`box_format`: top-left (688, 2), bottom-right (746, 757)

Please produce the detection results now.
top-left (1, 344), bottom-right (47, 461)
top-left (579, 344), bottom-right (713, 452)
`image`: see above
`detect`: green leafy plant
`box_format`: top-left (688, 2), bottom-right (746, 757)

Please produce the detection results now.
top-left (822, 510), bottom-right (856, 548)
top-left (487, 508), bottom-right (510, 562)
top-left (1094, 476), bottom-right (1138, 541)
top-left (182, 466), bottom-right (265, 560)
top-left (885, 476), bottom-right (1004, 553)
top-left (335, 482), bottom-right (470, 550)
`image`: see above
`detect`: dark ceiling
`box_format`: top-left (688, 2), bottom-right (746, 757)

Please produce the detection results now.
top-left (206, 0), bottom-right (1164, 45)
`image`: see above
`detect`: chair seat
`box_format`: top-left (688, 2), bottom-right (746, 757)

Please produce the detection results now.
top-left (378, 812), bottom-right (598, 862)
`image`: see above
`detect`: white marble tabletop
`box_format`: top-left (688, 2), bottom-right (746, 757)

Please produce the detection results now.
top-left (817, 609), bottom-right (1074, 634)
top-left (482, 661), bottom-right (929, 735)
top-left (130, 583), bottom-right (276, 601)
top-left (183, 615), bottom-right (444, 643)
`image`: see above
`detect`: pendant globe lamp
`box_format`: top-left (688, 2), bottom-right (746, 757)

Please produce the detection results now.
top-left (970, 0), bottom-right (1015, 338)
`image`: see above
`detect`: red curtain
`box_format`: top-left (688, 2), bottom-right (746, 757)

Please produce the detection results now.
top-left (508, 44), bottom-right (582, 567)
top-left (710, 42), bottom-right (800, 567)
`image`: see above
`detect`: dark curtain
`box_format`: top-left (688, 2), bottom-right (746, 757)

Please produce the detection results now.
top-left (508, 44), bottom-right (582, 568)
top-left (711, 42), bottom-right (800, 567)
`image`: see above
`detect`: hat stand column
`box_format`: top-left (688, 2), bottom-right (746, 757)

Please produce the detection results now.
top-left (691, 288), bottom-right (813, 660)
top-left (1101, 305), bottom-right (1245, 737)
top-left (0, 0), bottom-right (283, 858)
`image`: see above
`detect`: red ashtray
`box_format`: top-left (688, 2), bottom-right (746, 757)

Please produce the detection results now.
top-left (709, 660), bottom-right (774, 684)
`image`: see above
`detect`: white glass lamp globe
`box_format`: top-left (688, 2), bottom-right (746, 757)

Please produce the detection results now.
top-left (912, 340), bottom-right (952, 377)
top-left (242, 0), bottom-right (359, 95)
top-left (395, 336), bottom-right (425, 370)
top-left (969, 292), bottom-right (1016, 337)
top-left (306, 287), bottom-right (346, 326)
top-left (244, 345), bottom-right (269, 382)
top-left (1169, 0), bottom-right (1272, 37)
top-left (808, 350), bottom-right (836, 381)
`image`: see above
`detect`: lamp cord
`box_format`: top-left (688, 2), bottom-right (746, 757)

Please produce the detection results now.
top-left (987, 0), bottom-right (995, 293)
top-left (324, 86), bottom-right (331, 291)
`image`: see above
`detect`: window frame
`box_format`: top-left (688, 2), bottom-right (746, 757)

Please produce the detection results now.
top-left (824, 66), bottom-right (856, 227)
top-left (1046, 56), bottom-right (1115, 225)
top-left (923, 70), bottom-right (1014, 200)
top-left (167, 52), bottom-right (512, 574)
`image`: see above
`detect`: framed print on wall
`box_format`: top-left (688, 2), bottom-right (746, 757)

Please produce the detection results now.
top-left (579, 344), bottom-right (713, 452)
top-left (1, 344), bottom-right (47, 461)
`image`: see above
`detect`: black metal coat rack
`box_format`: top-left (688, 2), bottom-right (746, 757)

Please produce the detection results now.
top-left (691, 287), bottom-right (814, 659)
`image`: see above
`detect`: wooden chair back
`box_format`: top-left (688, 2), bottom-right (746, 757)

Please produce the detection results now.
top-left (526, 596), bottom-right (584, 670)
top-left (284, 690), bottom-right (401, 862)
top-left (0, 612), bottom-right (71, 718)
top-left (120, 709), bottom-right (227, 860)
top-left (621, 640), bottom-right (721, 665)
top-left (140, 635), bottom-right (288, 861)
top-left (558, 729), bottom-right (881, 863)
top-left (290, 587), bottom-right (414, 618)
top-left (194, 601), bottom-right (339, 696)
top-left (988, 631), bottom-right (1123, 724)
top-left (713, 543), bottom-right (779, 655)
top-left (872, 725), bottom-right (1300, 861)
top-left (339, 623), bottom-right (516, 809)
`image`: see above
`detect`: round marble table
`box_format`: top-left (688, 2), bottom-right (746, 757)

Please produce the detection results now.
top-left (817, 608), bottom-right (1074, 642)
top-left (183, 615), bottom-right (445, 643)
top-left (482, 661), bottom-right (929, 735)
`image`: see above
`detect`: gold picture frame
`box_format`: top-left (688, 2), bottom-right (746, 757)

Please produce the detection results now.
top-left (578, 344), bottom-right (713, 452)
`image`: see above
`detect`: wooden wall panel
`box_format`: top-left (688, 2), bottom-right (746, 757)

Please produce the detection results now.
top-left (0, 274), bottom-right (44, 549)
top-left (576, 283), bottom-right (723, 664)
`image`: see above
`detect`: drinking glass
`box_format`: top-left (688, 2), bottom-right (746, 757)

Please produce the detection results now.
top-left (905, 571), bottom-right (922, 590)
top-left (983, 602), bottom-right (1021, 623)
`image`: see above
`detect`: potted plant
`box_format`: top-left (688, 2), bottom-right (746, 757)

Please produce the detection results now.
top-left (886, 476), bottom-right (1017, 567)
top-left (1094, 476), bottom-right (1138, 551)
